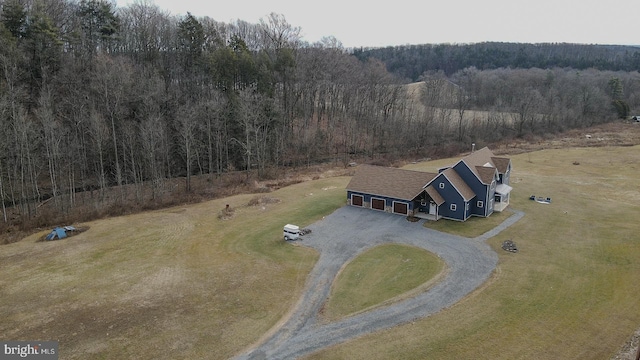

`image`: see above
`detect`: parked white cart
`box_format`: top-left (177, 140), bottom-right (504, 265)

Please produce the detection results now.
top-left (283, 224), bottom-right (300, 241)
top-left (283, 224), bottom-right (312, 241)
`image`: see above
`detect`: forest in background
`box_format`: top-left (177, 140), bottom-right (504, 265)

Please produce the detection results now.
top-left (1, 0), bottom-right (639, 234)
top-left (354, 42), bottom-right (640, 80)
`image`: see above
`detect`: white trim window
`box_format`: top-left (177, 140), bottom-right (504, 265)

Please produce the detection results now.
top-left (439, 182), bottom-right (445, 189)
top-left (477, 200), bottom-right (484, 208)
top-left (450, 204), bottom-right (457, 211)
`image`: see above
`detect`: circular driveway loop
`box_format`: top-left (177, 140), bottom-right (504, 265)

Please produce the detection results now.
top-left (237, 206), bottom-right (524, 360)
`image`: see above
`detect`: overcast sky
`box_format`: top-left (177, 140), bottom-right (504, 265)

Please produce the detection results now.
top-left (116, 0), bottom-right (640, 48)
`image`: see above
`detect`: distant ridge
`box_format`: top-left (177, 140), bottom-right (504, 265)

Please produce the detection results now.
top-left (353, 42), bottom-right (640, 80)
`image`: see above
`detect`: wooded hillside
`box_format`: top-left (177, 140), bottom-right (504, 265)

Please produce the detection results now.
top-left (354, 42), bottom-right (640, 80)
top-left (1, 0), bottom-right (639, 234)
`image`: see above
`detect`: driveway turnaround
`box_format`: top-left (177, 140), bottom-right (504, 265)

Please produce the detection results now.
top-left (236, 206), bottom-right (524, 360)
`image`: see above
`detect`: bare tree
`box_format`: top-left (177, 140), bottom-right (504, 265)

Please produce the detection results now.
top-left (36, 86), bottom-right (64, 210)
top-left (200, 93), bottom-right (226, 179)
top-left (117, 1), bottom-right (172, 65)
top-left (176, 103), bottom-right (199, 192)
top-left (140, 113), bottom-right (166, 199)
top-left (91, 54), bottom-right (134, 191)
top-left (88, 108), bottom-right (109, 200)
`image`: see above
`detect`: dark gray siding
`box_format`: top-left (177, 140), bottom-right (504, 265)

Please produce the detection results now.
top-left (347, 191), bottom-right (414, 213)
top-left (453, 162), bottom-right (491, 217)
top-left (431, 174), bottom-right (466, 221)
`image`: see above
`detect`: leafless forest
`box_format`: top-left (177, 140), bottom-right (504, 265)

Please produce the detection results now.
top-left (1, 0), bottom-right (639, 235)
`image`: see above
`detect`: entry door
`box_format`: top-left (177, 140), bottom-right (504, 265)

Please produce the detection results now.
top-left (429, 202), bottom-right (436, 215)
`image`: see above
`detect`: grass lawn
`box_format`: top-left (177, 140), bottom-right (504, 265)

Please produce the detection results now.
top-left (0, 177), bottom-right (349, 360)
top-left (307, 145), bottom-right (640, 359)
top-left (3, 145), bottom-right (640, 360)
top-left (422, 208), bottom-right (511, 238)
top-left (322, 244), bottom-right (444, 321)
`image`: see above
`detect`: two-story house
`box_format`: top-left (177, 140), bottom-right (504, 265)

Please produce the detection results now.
top-left (346, 147), bottom-right (512, 221)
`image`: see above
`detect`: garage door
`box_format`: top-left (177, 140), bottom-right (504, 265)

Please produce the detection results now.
top-left (352, 194), bottom-right (363, 207)
top-left (393, 202), bottom-right (408, 215)
top-left (371, 198), bottom-right (385, 211)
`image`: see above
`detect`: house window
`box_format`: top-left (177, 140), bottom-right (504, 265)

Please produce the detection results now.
top-left (466, 202), bottom-right (469, 211)
top-left (477, 201), bottom-right (484, 208)
top-left (439, 182), bottom-right (445, 189)
top-left (491, 180), bottom-right (496, 189)
top-left (421, 200), bottom-right (427, 206)
top-left (450, 204), bottom-right (457, 211)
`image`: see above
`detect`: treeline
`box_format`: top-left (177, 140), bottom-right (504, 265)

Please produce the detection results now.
top-left (0, 0), bottom-right (637, 229)
top-left (421, 67), bottom-right (639, 142)
top-left (354, 42), bottom-right (640, 80)
top-left (0, 0), bottom-right (411, 224)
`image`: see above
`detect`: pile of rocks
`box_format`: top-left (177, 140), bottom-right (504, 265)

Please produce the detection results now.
top-left (502, 240), bottom-right (518, 253)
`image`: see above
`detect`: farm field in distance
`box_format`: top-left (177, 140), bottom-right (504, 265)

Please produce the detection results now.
top-left (1, 141), bottom-right (640, 359)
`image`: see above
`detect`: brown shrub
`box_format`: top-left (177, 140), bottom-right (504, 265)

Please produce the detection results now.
top-left (217, 204), bottom-right (235, 220)
top-left (247, 195), bottom-right (281, 207)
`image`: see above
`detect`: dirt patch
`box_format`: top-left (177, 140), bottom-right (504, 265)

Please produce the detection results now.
top-left (247, 195), bottom-right (281, 207)
top-left (217, 205), bottom-right (236, 220)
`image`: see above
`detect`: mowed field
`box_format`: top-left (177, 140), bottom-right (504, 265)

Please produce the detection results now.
top-left (0, 178), bottom-right (347, 359)
top-left (2, 145), bottom-right (640, 359)
top-left (309, 145), bottom-right (640, 359)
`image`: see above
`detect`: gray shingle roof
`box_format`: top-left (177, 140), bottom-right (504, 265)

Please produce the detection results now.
top-left (424, 185), bottom-right (445, 205)
top-left (456, 147), bottom-right (510, 185)
top-left (346, 165), bottom-right (437, 201)
top-left (475, 166), bottom-right (497, 184)
top-left (441, 168), bottom-right (476, 201)
top-left (491, 156), bottom-right (511, 174)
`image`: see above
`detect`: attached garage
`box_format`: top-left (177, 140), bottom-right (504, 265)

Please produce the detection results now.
top-left (393, 201), bottom-right (408, 215)
top-left (346, 165), bottom-right (438, 217)
top-left (371, 198), bottom-right (385, 211)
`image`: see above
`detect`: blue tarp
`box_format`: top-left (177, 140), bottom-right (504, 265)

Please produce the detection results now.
top-left (45, 227), bottom-right (68, 241)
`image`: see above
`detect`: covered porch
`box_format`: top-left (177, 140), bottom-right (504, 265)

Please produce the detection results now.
top-left (494, 183), bottom-right (513, 212)
top-left (412, 185), bottom-right (444, 221)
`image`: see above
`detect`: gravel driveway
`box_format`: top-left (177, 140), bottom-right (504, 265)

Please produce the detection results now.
top-left (236, 206), bottom-right (524, 360)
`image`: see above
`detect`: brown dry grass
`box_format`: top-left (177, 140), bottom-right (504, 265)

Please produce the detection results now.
top-left (306, 144), bottom-right (640, 360)
top-left (0, 165), bottom-right (353, 245)
top-left (0, 177), bottom-right (349, 359)
top-left (2, 121), bottom-right (640, 359)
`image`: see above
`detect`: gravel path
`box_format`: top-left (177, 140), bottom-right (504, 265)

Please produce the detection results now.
top-left (236, 206), bottom-right (524, 360)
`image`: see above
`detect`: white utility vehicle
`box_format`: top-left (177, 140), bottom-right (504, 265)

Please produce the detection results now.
top-left (283, 224), bottom-right (300, 241)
